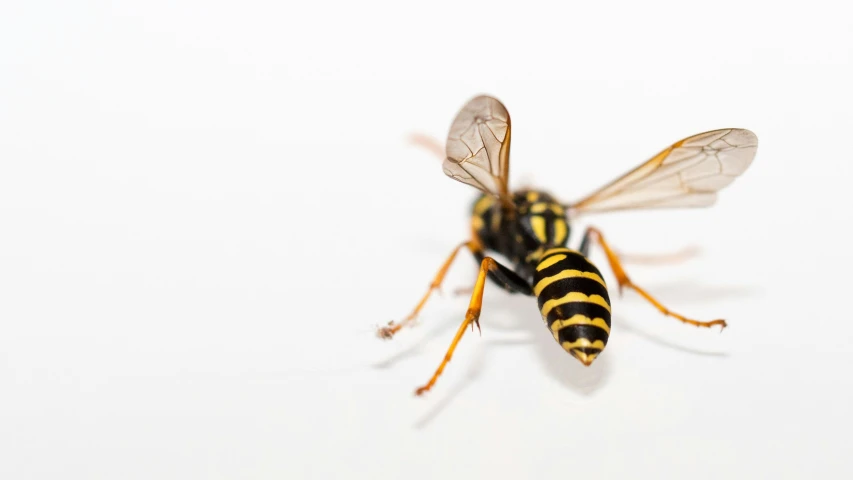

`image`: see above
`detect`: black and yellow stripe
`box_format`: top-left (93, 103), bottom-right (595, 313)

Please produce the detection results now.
top-left (532, 248), bottom-right (611, 366)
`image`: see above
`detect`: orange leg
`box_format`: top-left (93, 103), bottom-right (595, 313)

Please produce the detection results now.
top-left (377, 240), bottom-right (476, 339)
top-left (614, 245), bottom-right (701, 265)
top-left (585, 227), bottom-right (727, 330)
top-left (408, 133), bottom-right (445, 160)
top-left (414, 257), bottom-right (497, 396)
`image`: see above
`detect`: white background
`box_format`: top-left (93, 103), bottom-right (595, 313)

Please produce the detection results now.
top-left (1, 1), bottom-right (852, 479)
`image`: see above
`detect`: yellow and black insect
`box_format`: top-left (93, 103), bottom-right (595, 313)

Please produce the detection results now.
top-left (379, 95), bottom-right (758, 395)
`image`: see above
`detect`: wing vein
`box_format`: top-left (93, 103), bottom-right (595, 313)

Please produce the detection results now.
top-left (569, 129), bottom-right (758, 214)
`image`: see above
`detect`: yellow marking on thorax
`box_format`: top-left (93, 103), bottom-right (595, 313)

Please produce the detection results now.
top-left (561, 338), bottom-right (606, 350)
top-left (534, 269), bottom-right (607, 296)
top-left (540, 291), bottom-right (611, 317)
top-left (530, 202), bottom-right (548, 214)
top-left (536, 254), bottom-right (566, 271)
top-left (471, 216), bottom-right (485, 231)
top-left (549, 314), bottom-right (611, 335)
top-left (526, 191), bottom-right (540, 202)
top-left (473, 195), bottom-right (494, 215)
top-left (553, 219), bottom-right (568, 245)
top-left (490, 209), bottom-right (502, 231)
top-left (530, 216), bottom-right (548, 243)
top-left (530, 202), bottom-right (566, 216)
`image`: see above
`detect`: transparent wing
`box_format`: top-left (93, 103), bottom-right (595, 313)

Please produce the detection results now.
top-left (443, 95), bottom-right (512, 203)
top-left (569, 129), bottom-right (758, 215)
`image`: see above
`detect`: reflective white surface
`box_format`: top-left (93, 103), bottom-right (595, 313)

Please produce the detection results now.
top-left (1, 1), bottom-right (851, 479)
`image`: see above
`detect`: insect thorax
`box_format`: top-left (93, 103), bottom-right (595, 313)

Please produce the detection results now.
top-left (470, 189), bottom-right (571, 279)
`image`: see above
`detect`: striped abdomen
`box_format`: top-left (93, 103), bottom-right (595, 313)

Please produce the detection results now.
top-left (533, 248), bottom-right (611, 366)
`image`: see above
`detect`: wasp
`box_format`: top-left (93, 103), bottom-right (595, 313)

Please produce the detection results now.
top-left (379, 95), bottom-right (758, 396)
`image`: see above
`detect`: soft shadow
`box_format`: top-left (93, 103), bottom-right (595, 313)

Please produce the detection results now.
top-left (493, 294), bottom-right (611, 396)
top-left (636, 280), bottom-right (761, 304)
top-left (371, 315), bottom-right (462, 370)
top-left (372, 265), bottom-right (763, 426)
top-left (377, 278), bottom-right (758, 421)
top-left (607, 278), bottom-right (761, 357)
top-left (612, 315), bottom-right (729, 357)
top-left (376, 291), bottom-right (613, 425)
top-left (414, 342), bottom-right (487, 429)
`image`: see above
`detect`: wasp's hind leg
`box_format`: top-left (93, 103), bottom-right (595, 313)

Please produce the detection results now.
top-left (408, 133), bottom-right (445, 160)
top-left (452, 252), bottom-right (534, 296)
top-left (415, 256), bottom-right (532, 396)
top-left (378, 240), bottom-right (477, 339)
top-left (581, 227), bottom-right (727, 330)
